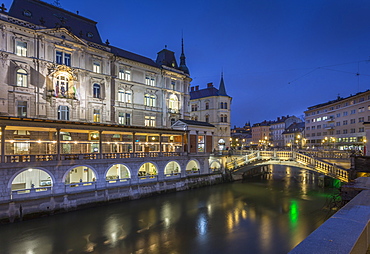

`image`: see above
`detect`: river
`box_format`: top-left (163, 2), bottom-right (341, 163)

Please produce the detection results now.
top-left (0, 165), bottom-right (339, 254)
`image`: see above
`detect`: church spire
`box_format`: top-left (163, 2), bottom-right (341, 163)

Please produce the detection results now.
top-left (218, 72), bottom-right (227, 96)
top-left (179, 38), bottom-right (190, 74)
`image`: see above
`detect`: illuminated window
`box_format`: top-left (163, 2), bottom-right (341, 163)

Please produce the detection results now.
top-left (144, 93), bottom-right (156, 107)
top-left (118, 89), bottom-right (131, 103)
top-left (118, 112), bottom-right (131, 125)
top-left (93, 109), bottom-right (100, 122)
top-left (145, 76), bottom-right (155, 86)
top-left (16, 69), bottom-right (28, 87)
top-left (55, 75), bottom-right (69, 97)
top-left (17, 101), bottom-right (27, 117)
top-left (16, 41), bottom-right (27, 56)
top-left (198, 135), bottom-right (205, 152)
top-left (119, 69), bottom-right (131, 81)
top-left (169, 94), bottom-right (178, 111)
top-left (58, 105), bottom-right (69, 120)
top-left (145, 116), bottom-right (156, 127)
top-left (93, 61), bottom-right (101, 73)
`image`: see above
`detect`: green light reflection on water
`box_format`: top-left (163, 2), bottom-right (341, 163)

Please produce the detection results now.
top-left (289, 199), bottom-right (299, 229)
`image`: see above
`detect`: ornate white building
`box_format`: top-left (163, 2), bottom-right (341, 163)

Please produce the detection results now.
top-left (0, 0), bottom-right (191, 128)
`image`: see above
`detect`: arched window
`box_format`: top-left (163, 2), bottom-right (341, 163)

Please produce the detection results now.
top-left (220, 114), bottom-right (224, 122)
top-left (224, 102), bottom-right (227, 109)
top-left (16, 69), bottom-right (28, 87)
top-left (58, 105), bottom-right (69, 120)
top-left (169, 94), bottom-right (179, 112)
top-left (55, 74), bottom-right (69, 97)
top-left (220, 102), bottom-right (224, 109)
top-left (205, 102), bottom-right (209, 110)
top-left (224, 115), bottom-right (227, 122)
top-left (93, 83), bottom-right (101, 98)
top-left (205, 115), bottom-right (209, 123)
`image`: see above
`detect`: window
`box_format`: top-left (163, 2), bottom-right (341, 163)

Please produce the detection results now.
top-left (118, 112), bottom-right (131, 125)
top-left (16, 41), bottom-right (27, 56)
top-left (343, 129), bottom-right (348, 134)
top-left (350, 119), bottom-right (355, 124)
top-left (198, 135), bottom-right (205, 152)
top-left (145, 116), bottom-right (156, 127)
top-left (336, 130), bottom-right (341, 134)
top-left (317, 125), bottom-right (321, 129)
top-left (144, 93), bottom-right (156, 107)
top-left (359, 127), bottom-right (365, 132)
top-left (55, 75), bottom-right (69, 97)
top-left (191, 104), bottom-right (198, 111)
top-left (56, 51), bottom-right (71, 66)
top-left (16, 69), bottom-right (28, 87)
top-left (119, 69), bottom-right (131, 81)
top-left (336, 122), bottom-right (340, 126)
top-left (171, 80), bottom-right (176, 90)
top-left (343, 120), bottom-right (348, 125)
top-left (359, 117), bottom-right (364, 123)
top-left (145, 76), bottom-right (155, 86)
top-left (93, 109), bottom-right (100, 122)
top-left (224, 102), bottom-right (228, 109)
top-left (306, 127), bottom-right (310, 130)
top-left (312, 126), bottom-right (316, 130)
top-left (118, 89), bottom-right (132, 103)
top-left (351, 109), bottom-right (356, 114)
top-left (336, 113), bottom-right (341, 117)
top-left (220, 114), bottom-right (227, 122)
top-left (93, 84), bottom-right (101, 98)
top-left (220, 102), bottom-right (224, 109)
top-left (350, 128), bottom-right (356, 133)
top-left (169, 94), bottom-right (178, 112)
top-left (205, 115), bottom-right (209, 123)
top-left (205, 102), bottom-right (209, 110)
top-left (58, 105), bottom-right (69, 120)
top-left (343, 111), bottom-right (348, 116)
top-left (359, 107), bottom-right (365, 113)
top-left (93, 62), bottom-right (101, 73)
top-left (17, 101), bottom-right (27, 117)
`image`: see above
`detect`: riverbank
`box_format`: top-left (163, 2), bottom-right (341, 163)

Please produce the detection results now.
top-left (0, 173), bottom-right (226, 224)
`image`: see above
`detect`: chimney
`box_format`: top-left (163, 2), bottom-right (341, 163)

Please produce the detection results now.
top-left (195, 85), bottom-right (199, 91)
top-left (191, 87), bottom-right (194, 92)
top-left (207, 82), bottom-right (213, 88)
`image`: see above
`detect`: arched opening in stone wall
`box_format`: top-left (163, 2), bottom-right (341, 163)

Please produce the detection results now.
top-left (164, 161), bottom-right (181, 175)
top-left (65, 166), bottom-right (96, 184)
top-left (106, 164), bottom-right (131, 181)
top-left (138, 162), bottom-right (157, 176)
top-left (11, 168), bottom-right (52, 191)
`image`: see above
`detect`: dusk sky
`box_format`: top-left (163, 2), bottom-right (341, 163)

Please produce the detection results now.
top-left (3, 0), bottom-right (370, 127)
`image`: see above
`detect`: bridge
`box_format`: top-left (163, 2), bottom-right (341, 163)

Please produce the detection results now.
top-left (224, 150), bottom-right (351, 182)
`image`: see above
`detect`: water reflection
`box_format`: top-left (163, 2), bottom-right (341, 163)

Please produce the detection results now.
top-left (0, 165), bottom-right (338, 254)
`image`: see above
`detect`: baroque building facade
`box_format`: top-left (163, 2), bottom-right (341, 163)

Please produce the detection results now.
top-left (189, 75), bottom-right (232, 150)
top-left (0, 0), bottom-right (191, 128)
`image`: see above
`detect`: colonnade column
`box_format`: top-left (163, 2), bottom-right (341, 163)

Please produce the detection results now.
top-left (132, 132), bottom-right (136, 153)
top-left (99, 130), bottom-right (103, 159)
top-left (56, 128), bottom-right (61, 160)
top-left (159, 134), bottom-right (162, 154)
top-left (1, 125), bottom-right (5, 163)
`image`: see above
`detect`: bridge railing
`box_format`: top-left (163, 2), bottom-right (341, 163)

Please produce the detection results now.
top-left (226, 150), bottom-right (349, 182)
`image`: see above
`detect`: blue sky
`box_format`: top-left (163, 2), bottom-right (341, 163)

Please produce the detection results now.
top-left (4, 0), bottom-right (370, 126)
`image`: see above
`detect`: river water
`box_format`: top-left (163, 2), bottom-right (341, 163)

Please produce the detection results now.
top-left (0, 165), bottom-right (339, 254)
